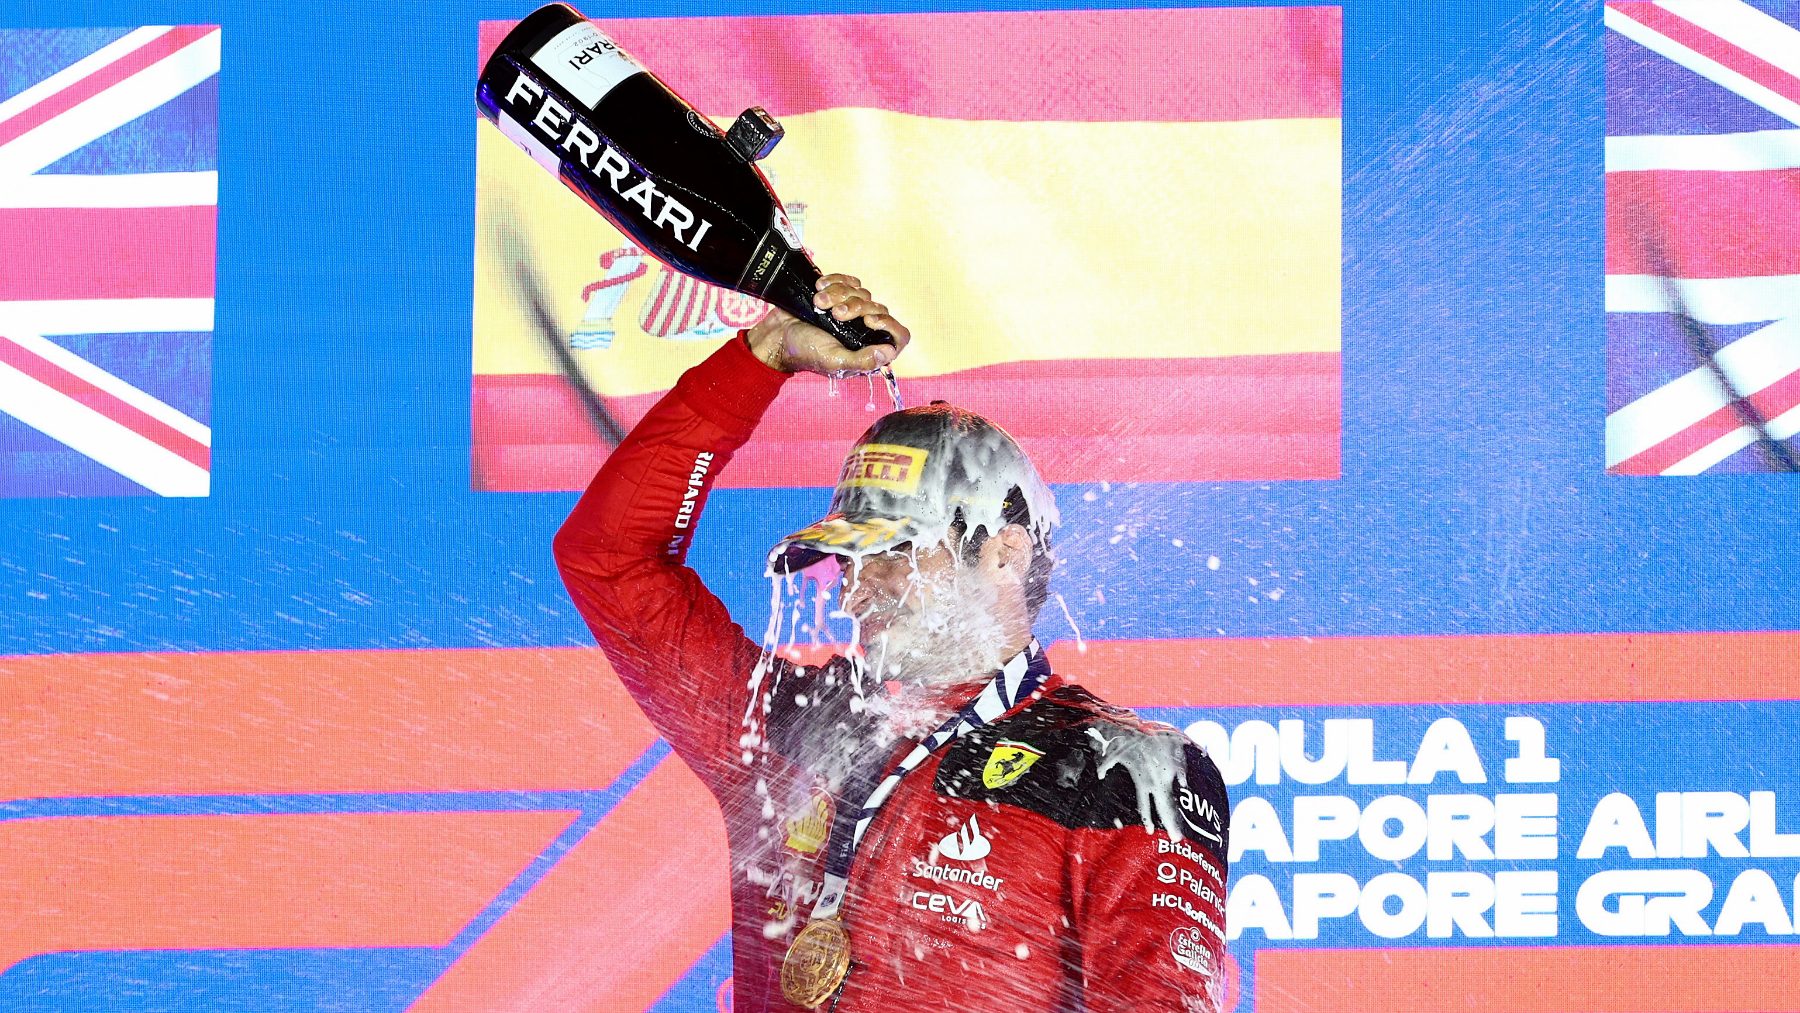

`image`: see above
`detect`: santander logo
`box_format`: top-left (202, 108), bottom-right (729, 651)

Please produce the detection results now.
top-left (936, 814), bottom-right (992, 863)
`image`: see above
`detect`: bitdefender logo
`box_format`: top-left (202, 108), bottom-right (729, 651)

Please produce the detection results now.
top-left (936, 814), bottom-right (991, 862)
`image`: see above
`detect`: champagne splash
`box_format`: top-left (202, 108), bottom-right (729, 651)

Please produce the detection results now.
top-left (1054, 592), bottom-right (1086, 654)
top-left (823, 367), bottom-right (902, 412)
top-left (1091, 723), bottom-right (1193, 842)
top-left (881, 366), bottom-right (905, 411)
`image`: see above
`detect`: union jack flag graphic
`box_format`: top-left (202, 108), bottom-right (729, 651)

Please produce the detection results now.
top-left (1606, 0), bottom-right (1800, 474)
top-left (0, 26), bottom-right (219, 497)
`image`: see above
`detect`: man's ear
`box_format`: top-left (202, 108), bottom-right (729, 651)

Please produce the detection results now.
top-left (985, 523), bottom-right (1033, 575)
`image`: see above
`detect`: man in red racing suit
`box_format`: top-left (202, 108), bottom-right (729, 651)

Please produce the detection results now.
top-left (553, 276), bottom-right (1229, 1012)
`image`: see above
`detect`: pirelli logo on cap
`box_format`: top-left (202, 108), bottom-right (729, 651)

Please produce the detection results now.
top-left (786, 516), bottom-right (909, 551)
top-left (840, 444), bottom-right (927, 495)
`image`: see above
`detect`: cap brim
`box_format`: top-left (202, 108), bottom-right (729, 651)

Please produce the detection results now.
top-left (766, 513), bottom-right (925, 575)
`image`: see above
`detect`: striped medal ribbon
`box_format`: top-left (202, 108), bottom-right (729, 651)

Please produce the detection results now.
top-left (779, 640), bottom-right (1051, 1006)
top-left (777, 636), bottom-right (1051, 986)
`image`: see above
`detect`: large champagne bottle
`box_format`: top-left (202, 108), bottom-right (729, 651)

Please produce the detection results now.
top-left (477, 2), bottom-right (892, 350)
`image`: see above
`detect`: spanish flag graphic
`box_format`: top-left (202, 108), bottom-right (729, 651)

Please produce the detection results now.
top-left (474, 8), bottom-right (1341, 491)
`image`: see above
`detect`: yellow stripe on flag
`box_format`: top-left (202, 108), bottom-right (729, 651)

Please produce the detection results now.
top-left (474, 110), bottom-right (1339, 397)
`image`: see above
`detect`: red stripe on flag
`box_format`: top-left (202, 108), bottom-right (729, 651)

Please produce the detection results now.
top-left (0, 206), bottom-right (217, 301)
top-left (1607, 169), bottom-right (1800, 278)
top-left (1610, 2), bottom-right (1800, 110)
top-left (471, 353), bottom-right (1341, 491)
top-left (479, 8), bottom-right (1341, 123)
top-left (1257, 944), bottom-right (1800, 1012)
top-left (1610, 362), bottom-right (1800, 474)
top-left (0, 26), bottom-right (217, 148)
top-left (642, 273), bottom-right (672, 334)
top-left (0, 334), bottom-right (210, 472)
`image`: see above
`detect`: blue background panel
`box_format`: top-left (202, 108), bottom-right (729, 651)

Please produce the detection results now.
top-left (1, 0), bottom-right (1797, 1011)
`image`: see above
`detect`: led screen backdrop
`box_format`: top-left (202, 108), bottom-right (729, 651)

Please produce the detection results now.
top-left (1, 0), bottom-right (1799, 1011)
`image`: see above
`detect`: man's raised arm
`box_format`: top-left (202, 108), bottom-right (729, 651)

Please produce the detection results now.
top-left (551, 274), bottom-right (906, 796)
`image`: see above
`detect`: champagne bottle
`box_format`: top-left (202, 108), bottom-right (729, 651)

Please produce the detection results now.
top-left (477, 2), bottom-right (893, 351)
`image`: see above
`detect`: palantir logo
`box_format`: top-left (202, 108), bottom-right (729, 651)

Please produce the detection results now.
top-left (936, 813), bottom-right (991, 862)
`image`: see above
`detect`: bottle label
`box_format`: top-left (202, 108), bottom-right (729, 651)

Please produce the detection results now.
top-left (530, 20), bottom-right (642, 109)
top-left (737, 231), bottom-right (788, 295)
top-left (496, 67), bottom-right (717, 256)
top-left (773, 207), bottom-right (803, 250)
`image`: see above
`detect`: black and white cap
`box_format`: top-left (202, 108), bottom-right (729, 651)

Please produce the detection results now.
top-left (768, 401), bottom-right (1059, 574)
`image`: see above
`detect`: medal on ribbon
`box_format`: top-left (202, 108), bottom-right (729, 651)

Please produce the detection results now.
top-left (780, 917), bottom-right (852, 1008)
top-left (778, 644), bottom-right (1049, 1008)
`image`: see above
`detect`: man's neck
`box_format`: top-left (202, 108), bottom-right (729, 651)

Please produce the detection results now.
top-left (885, 674), bottom-right (986, 716)
top-left (881, 639), bottom-right (1037, 736)
top-left (996, 629), bottom-right (1034, 667)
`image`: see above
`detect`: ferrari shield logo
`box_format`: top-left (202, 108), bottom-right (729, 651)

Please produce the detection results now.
top-left (982, 740), bottom-right (1043, 789)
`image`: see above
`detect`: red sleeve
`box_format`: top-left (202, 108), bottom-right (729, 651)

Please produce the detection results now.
top-left (551, 334), bottom-right (790, 798)
top-left (1070, 745), bottom-right (1231, 1013)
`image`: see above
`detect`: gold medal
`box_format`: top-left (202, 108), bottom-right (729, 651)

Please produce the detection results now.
top-left (780, 917), bottom-right (851, 1009)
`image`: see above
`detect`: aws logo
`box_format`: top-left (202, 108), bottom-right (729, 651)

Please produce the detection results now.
top-left (1177, 783), bottom-right (1223, 843)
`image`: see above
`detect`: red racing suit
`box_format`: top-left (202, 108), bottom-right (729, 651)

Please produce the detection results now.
top-left (553, 336), bottom-right (1230, 1012)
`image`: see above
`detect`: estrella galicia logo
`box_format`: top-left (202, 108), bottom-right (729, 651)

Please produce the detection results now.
top-left (1169, 926), bottom-right (1213, 977)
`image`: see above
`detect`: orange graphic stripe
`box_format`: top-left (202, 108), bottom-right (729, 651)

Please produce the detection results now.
top-left (0, 811), bottom-right (573, 974)
top-left (0, 648), bottom-right (658, 801)
top-left (411, 759), bottom-right (732, 1013)
top-left (1256, 944), bottom-right (1800, 1012)
top-left (1048, 630), bottom-right (1800, 708)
